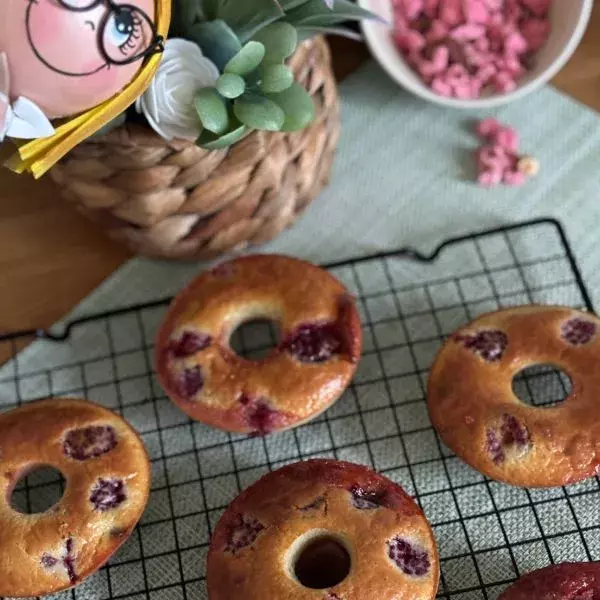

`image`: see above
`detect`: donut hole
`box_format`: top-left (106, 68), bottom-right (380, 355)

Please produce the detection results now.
top-left (512, 364), bottom-right (573, 408)
top-left (10, 466), bottom-right (66, 514)
top-left (230, 319), bottom-right (282, 361)
top-left (291, 532), bottom-right (352, 590)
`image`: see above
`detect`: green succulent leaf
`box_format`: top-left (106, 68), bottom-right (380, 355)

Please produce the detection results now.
top-left (279, 0), bottom-right (315, 9)
top-left (296, 25), bottom-right (363, 41)
top-left (225, 41), bottom-right (266, 76)
top-left (206, 0), bottom-right (284, 42)
top-left (284, 0), bottom-right (378, 27)
top-left (234, 94), bottom-right (285, 131)
top-left (187, 20), bottom-right (242, 71)
top-left (197, 123), bottom-right (249, 149)
top-left (171, 0), bottom-right (204, 37)
top-left (266, 82), bottom-right (315, 132)
top-left (217, 73), bottom-right (246, 99)
top-left (194, 88), bottom-right (229, 135)
top-left (252, 22), bottom-right (298, 65)
top-left (259, 65), bottom-right (294, 93)
top-left (200, 0), bottom-right (219, 20)
top-left (280, 0), bottom-right (337, 9)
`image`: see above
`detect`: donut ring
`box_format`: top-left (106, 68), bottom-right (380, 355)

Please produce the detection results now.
top-left (207, 459), bottom-right (439, 600)
top-left (498, 562), bottom-right (600, 599)
top-left (155, 255), bottom-right (362, 435)
top-left (427, 305), bottom-right (600, 487)
top-left (0, 398), bottom-right (151, 598)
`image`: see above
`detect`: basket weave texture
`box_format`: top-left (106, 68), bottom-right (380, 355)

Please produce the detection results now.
top-left (50, 38), bottom-right (340, 260)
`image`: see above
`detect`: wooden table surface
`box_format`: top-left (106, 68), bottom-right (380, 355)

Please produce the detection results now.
top-left (1, 9), bottom-right (600, 335)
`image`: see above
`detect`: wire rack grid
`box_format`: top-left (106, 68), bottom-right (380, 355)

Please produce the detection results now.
top-left (0, 218), bottom-right (599, 600)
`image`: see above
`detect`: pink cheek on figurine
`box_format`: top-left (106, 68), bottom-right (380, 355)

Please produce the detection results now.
top-left (26, 2), bottom-right (108, 77)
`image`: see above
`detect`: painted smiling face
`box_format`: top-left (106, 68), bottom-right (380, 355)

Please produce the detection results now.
top-left (0, 0), bottom-right (159, 119)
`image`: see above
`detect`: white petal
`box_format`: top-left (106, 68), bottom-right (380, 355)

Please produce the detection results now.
top-left (155, 77), bottom-right (172, 115)
top-left (166, 38), bottom-right (203, 59)
top-left (144, 83), bottom-right (160, 124)
top-left (163, 59), bottom-right (181, 76)
top-left (140, 38), bottom-right (219, 142)
top-left (172, 82), bottom-right (195, 107)
top-left (199, 57), bottom-right (220, 82)
top-left (170, 121), bottom-right (201, 141)
top-left (189, 58), bottom-right (219, 84)
top-left (163, 89), bottom-right (179, 120)
top-left (144, 108), bottom-right (173, 141)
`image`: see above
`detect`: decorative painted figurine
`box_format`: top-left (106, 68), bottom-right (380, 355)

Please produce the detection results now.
top-left (0, 0), bottom-right (170, 177)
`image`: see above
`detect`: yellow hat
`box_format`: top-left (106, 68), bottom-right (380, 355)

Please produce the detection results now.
top-left (6, 0), bottom-right (172, 179)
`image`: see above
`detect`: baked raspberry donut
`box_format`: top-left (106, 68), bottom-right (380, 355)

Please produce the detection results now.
top-left (0, 398), bottom-right (151, 598)
top-left (155, 255), bottom-right (362, 435)
top-left (498, 562), bottom-right (600, 600)
top-left (207, 459), bottom-right (439, 600)
top-left (428, 305), bottom-right (600, 487)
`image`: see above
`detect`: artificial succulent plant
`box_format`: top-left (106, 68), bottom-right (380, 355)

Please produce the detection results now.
top-left (165, 0), bottom-right (377, 149)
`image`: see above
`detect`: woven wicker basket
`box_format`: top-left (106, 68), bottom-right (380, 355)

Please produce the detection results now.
top-left (50, 37), bottom-right (340, 260)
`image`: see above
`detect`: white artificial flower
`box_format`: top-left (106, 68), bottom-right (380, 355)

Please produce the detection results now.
top-left (136, 39), bottom-right (219, 142)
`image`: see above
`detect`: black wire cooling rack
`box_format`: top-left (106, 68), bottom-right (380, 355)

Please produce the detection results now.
top-left (1, 217), bottom-right (599, 600)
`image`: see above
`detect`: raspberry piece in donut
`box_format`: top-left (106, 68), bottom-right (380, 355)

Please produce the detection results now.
top-left (456, 329), bottom-right (508, 361)
top-left (283, 323), bottom-right (343, 363)
top-left (63, 425), bottom-right (117, 461)
top-left (0, 399), bottom-right (151, 598)
top-left (156, 255), bottom-right (363, 435)
top-left (90, 478), bottom-right (127, 512)
top-left (350, 484), bottom-right (390, 510)
top-left (63, 538), bottom-right (78, 585)
top-left (207, 459), bottom-right (439, 600)
top-left (486, 414), bottom-right (531, 464)
top-left (40, 554), bottom-right (58, 568)
top-left (175, 366), bottom-right (205, 400)
top-left (41, 538), bottom-right (78, 585)
top-left (168, 330), bottom-right (211, 358)
top-left (387, 537), bottom-right (431, 577)
top-left (429, 306), bottom-right (600, 487)
top-left (239, 394), bottom-right (284, 437)
top-left (562, 318), bottom-right (597, 346)
top-left (498, 562), bottom-right (600, 600)
top-left (224, 514), bottom-right (265, 554)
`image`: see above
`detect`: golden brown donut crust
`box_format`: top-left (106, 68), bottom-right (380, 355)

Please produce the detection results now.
top-left (0, 398), bottom-right (151, 598)
top-left (207, 459), bottom-right (439, 600)
top-left (427, 305), bottom-right (600, 487)
top-left (155, 255), bottom-right (362, 435)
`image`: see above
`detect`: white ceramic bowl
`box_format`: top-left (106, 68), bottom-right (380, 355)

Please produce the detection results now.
top-left (357, 0), bottom-right (594, 109)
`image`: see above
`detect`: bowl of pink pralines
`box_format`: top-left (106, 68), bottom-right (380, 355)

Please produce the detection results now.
top-left (357, 0), bottom-right (593, 109)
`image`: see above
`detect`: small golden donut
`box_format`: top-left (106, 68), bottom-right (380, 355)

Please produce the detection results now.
top-left (0, 398), bottom-right (151, 598)
top-left (427, 305), bottom-right (600, 487)
top-left (207, 459), bottom-right (439, 600)
top-left (155, 255), bottom-right (362, 435)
